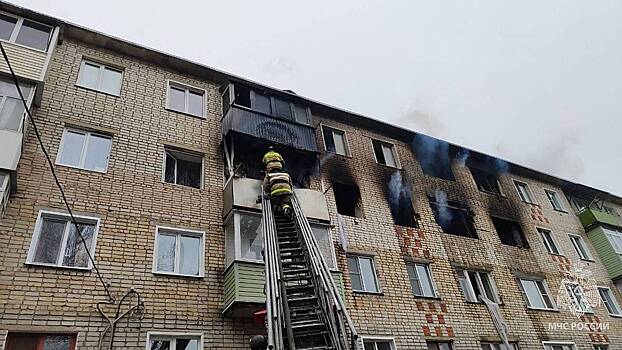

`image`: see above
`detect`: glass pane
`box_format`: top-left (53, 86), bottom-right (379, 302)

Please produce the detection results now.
top-left (364, 342), bottom-right (375, 350)
top-left (0, 79), bottom-right (31, 99)
top-left (168, 86), bottom-right (186, 112)
top-left (240, 213), bottom-right (263, 261)
top-left (164, 152), bottom-right (176, 184)
top-left (156, 234), bottom-right (176, 272)
top-left (347, 257), bottom-right (363, 291)
top-left (62, 222), bottom-right (95, 268)
top-left (83, 134), bottom-right (111, 172)
top-left (376, 341), bottom-right (391, 350)
top-left (187, 90), bottom-right (204, 116)
top-left (521, 280), bottom-right (545, 308)
top-left (253, 91), bottom-right (271, 114)
top-left (417, 264), bottom-right (435, 297)
top-left (6, 333), bottom-right (39, 350)
top-left (100, 67), bottom-right (123, 95)
top-left (382, 144), bottom-right (396, 167)
top-left (33, 218), bottom-right (66, 264)
top-left (59, 131), bottom-right (86, 167)
top-left (15, 19), bottom-right (51, 51)
top-left (0, 97), bottom-right (26, 130)
top-left (480, 273), bottom-right (496, 302)
top-left (224, 217), bottom-right (235, 266)
top-left (175, 338), bottom-right (198, 350)
top-left (150, 340), bottom-right (171, 350)
top-left (293, 104), bottom-right (309, 124)
top-left (311, 225), bottom-right (334, 269)
top-left (408, 265), bottom-right (422, 296)
top-left (0, 14), bottom-right (17, 40)
top-left (43, 335), bottom-right (72, 350)
top-left (359, 257), bottom-right (378, 292)
top-left (467, 271), bottom-right (481, 300)
top-left (323, 127), bottom-right (336, 152)
top-left (274, 98), bottom-right (293, 120)
top-left (180, 235), bottom-right (200, 275)
top-left (333, 131), bottom-right (346, 155)
top-left (78, 62), bottom-right (100, 89)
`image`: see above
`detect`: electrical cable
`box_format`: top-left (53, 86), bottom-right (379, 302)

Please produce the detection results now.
top-left (0, 41), bottom-right (114, 302)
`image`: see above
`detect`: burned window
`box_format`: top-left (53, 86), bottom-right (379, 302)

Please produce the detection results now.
top-left (164, 148), bottom-right (202, 189)
top-left (428, 194), bottom-right (476, 238)
top-left (372, 139), bottom-right (398, 168)
top-left (333, 182), bottom-right (364, 218)
top-left (387, 172), bottom-right (416, 227)
top-left (233, 84), bottom-right (251, 108)
top-left (222, 85), bottom-right (231, 115)
top-left (253, 91), bottom-right (272, 115)
top-left (322, 126), bottom-right (348, 156)
top-left (411, 134), bottom-right (455, 181)
top-left (490, 216), bottom-right (529, 248)
top-left (274, 98), bottom-right (294, 121)
top-left (470, 168), bottom-right (501, 195)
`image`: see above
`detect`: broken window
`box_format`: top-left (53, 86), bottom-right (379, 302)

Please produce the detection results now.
top-left (311, 223), bottom-right (337, 270)
top-left (470, 167), bottom-right (501, 195)
top-left (154, 226), bottom-right (203, 277)
top-left (490, 216), bottom-right (529, 248)
top-left (164, 148), bottom-right (202, 189)
top-left (253, 90), bottom-right (272, 114)
top-left (333, 182), bottom-right (364, 218)
top-left (224, 210), bottom-right (263, 267)
top-left (274, 97), bottom-right (294, 121)
top-left (5, 333), bottom-right (76, 350)
top-left (387, 174), bottom-right (416, 227)
top-left (428, 196), bottom-right (476, 238)
top-left (372, 139), bottom-right (398, 168)
top-left (233, 84), bottom-right (251, 108)
top-left (293, 104), bottom-right (309, 124)
top-left (322, 126), bottom-right (348, 156)
top-left (412, 134), bottom-right (455, 181)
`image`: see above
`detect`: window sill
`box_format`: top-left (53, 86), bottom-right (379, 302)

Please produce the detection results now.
top-left (353, 290), bottom-right (383, 296)
top-left (165, 107), bottom-right (207, 120)
top-left (375, 162), bottom-right (401, 170)
top-left (162, 180), bottom-right (202, 191)
top-left (56, 162), bottom-right (108, 174)
top-left (465, 300), bottom-right (504, 306)
top-left (579, 258), bottom-right (595, 263)
top-left (25, 262), bottom-right (92, 271)
top-left (608, 313), bottom-right (622, 318)
top-left (413, 295), bottom-right (442, 301)
top-left (75, 84), bottom-right (121, 98)
top-left (548, 253), bottom-right (565, 258)
top-left (552, 208), bottom-right (568, 214)
top-left (322, 150), bottom-right (352, 159)
top-left (153, 271), bottom-right (204, 279)
top-left (526, 306), bottom-right (559, 313)
top-left (478, 190), bottom-right (505, 198)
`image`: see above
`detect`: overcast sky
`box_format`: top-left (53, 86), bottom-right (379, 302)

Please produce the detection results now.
top-left (10, 0), bottom-right (622, 195)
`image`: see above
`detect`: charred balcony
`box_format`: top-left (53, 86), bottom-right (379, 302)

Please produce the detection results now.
top-left (221, 83), bottom-right (318, 153)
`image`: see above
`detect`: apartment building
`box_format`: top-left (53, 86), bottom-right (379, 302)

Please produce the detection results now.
top-left (0, 2), bottom-right (621, 350)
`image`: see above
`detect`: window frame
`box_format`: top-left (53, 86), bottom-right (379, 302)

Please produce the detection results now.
top-left (568, 233), bottom-right (593, 261)
top-left (542, 342), bottom-right (576, 350)
top-left (537, 227), bottom-right (563, 256)
top-left (603, 227), bottom-right (622, 255)
top-left (517, 276), bottom-right (557, 311)
top-left (470, 167), bottom-right (503, 196)
top-left (55, 128), bottom-right (113, 173)
top-left (321, 124), bottom-right (350, 157)
top-left (427, 341), bottom-right (454, 350)
top-left (361, 336), bottom-right (397, 350)
top-left (161, 146), bottom-right (204, 189)
top-left (480, 342), bottom-right (520, 350)
top-left (5, 333), bottom-right (77, 350)
top-left (597, 286), bottom-right (622, 316)
top-left (0, 11), bottom-right (53, 52)
top-left (166, 80), bottom-right (207, 118)
top-left (75, 59), bottom-right (124, 96)
top-left (152, 225), bottom-right (205, 278)
top-left (544, 189), bottom-right (566, 212)
top-left (513, 179), bottom-right (536, 204)
top-left (370, 138), bottom-right (401, 169)
top-left (347, 254), bottom-right (381, 293)
top-left (146, 332), bottom-right (204, 350)
top-left (310, 221), bottom-right (338, 271)
top-left (405, 262), bottom-right (438, 298)
top-left (224, 210), bottom-right (264, 267)
top-left (0, 77), bottom-right (35, 132)
top-left (26, 210), bottom-right (101, 270)
top-left (457, 269), bottom-right (500, 303)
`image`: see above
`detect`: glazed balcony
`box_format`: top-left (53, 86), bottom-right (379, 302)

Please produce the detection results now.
top-left (578, 207), bottom-right (621, 230)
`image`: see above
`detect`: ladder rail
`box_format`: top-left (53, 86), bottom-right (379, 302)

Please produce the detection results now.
top-left (262, 196), bottom-right (284, 350)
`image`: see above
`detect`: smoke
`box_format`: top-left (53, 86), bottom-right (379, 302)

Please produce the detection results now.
top-left (387, 171), bottom-right (416, 227)
top-left (388, 171), bottom-right (405, 208)
top-left (411, 134), bottom-right (453, 179)
top-left (456, 149), bottom-right (470, 167)
top-left (433, 189), bottom-right (452, 226)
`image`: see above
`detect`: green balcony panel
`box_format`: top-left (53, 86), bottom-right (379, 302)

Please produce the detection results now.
top-left (578, 208), bottom-right (621, 229)
top-left (587, 226), bottom-right (622, 280)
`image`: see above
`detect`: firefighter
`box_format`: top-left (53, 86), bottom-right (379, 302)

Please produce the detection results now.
top-left (262, 147), bottom-right (293, 218)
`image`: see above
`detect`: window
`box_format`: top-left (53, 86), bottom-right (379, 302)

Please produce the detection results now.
top-left (311, 223), bottom-right (337, 270)
top-left (163, 148), bottom-right (203, 189)
top-left (564, 282), bottom-right (593, 313)
top-left (406, 262), bottom-right (436, 297)
top-left (148, 333), bottom-right (202, 350)
top-left (372, 139), bottom-right (399, 168)
top-left (513, 180), bottom-right (535, 204)
top-left (428, 195), bottom-right (477, 238)
top-left (388, 174), bottom-right (416, 227)
top-left (347, 255), bottom-right (379, 293)
top-left (274, 97), bottom-right (294, 121)
top-left (5, 333), bottom-right (76, 350)
top-left (56, 129), bottom-right (112, 172)
top-left (545, 190), bottom-right (565, 211)
top-left (593, 345), bottom-right (608, 350)
top-left (542, 342), bottom-right (576, 350)
top-left (604, 227), bottom-right (622, 255)
top-left (0, 13), bottom-right (52, 51)
top-left (598, 287), bottom-right (622, 316)
top-left (491, 216), bottom-right (529, 248)
top-left (427, 342), bottom-right (453, 350)
top-left (322, 126), bottom-right (348, 156)
top-left (457, 269), bottom-right (498, 303)
top-left (481, 343), bottom-right (519, 350)
top-left (76, 60), bottom-right (123, 95)
top-left (224, 210), bottom-right (263, 267)
top-left (362, 338), bottom-right (395, 350)
top-left (167, 81), bottom-right (205, 117)
top-left (568, 234), bottom-right (593, 260)
top-left (470, 168), bottom-right (502, 195)
top-left (27, 211), bottom-right (99, 269)
top-left (537, 228), bottom-right (562, 255)
top-left (154, 226), bottom-right (204, 277)
top-left (412, 134), bottom-right (455, 181)
top-left (333, 182), bottom-right (364, 218)
top-left (0, 77), bottom-right (32, 131)
top-left (518, 278), bottom-right (555, 310)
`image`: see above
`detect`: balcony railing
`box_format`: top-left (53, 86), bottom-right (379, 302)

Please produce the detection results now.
top-left (221, 105), bottom-right (318, 152)
top-left (578, 207), bottom-right (622, 229)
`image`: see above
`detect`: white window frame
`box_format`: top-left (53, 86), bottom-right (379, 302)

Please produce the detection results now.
top-left (76, 59), bottom-right (124, 96)
top-left (517, 277), bottom-right (557, 311)
top-left (146, 332), bottom-right (203, 350)
top-left (427, 342), bottom-right (453, 350)
top-left (224, 210), bottom-right (263, 267)
top-left (0, 11), bottom-right (53, 52)
top-left (361, 336), bottom-right (397, 350)
top-left (406, 262), bottom-right (438, 298)
top-left (481, 342), bottom-right (520, 350)
top-left (513, 180), bottom-right (535, 204)
top-left (55, 128), bottom-right (112, 173)
top-left (26, 210), bottom-right (100, 270)
top-left (348, 254), bottom-right (381, 293)
top-left (0, 78), bottom-right (35, 132)
top-left (537, 227), bottom-right (563, 256)
top-left (542, 342), bottom-right (576, 350)
top-left (568, 233), bottom-right (593, 261)
top-left (166, 80), bottom-right (207, 118)
top-left (310, 221), bottom-right (338, 271)
top-left (544, 189), bottom-right (566, 212)
top-left (0, 172), bottom-right (9, 214)
top-left (152, 225), bottom-right (205, 278)
top-left (604, 227), bottom-right (622, 255)
top-left (162, 147), bottom-right (204, 189)
top-left (321, 124), bottom-right (350, 156)
top-left (597, 286), bottom-right (622, 316)
top-left (370, 138), bottom-right (401, 169)
top-left (458, 269), bottom-right (500, 303)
